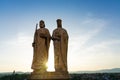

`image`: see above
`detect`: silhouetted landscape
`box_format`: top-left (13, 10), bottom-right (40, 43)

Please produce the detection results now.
top-left (71, 68), bottom-right (120, 74)
top-left (0, 68), bottom-right (120, 80)
top-left (0, 73), bottom-right (120, 80)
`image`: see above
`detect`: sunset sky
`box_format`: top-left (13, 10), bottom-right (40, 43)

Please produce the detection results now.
top-left (0, 0), bottom-right (120, 72)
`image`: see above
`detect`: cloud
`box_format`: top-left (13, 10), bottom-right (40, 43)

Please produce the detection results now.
top-left (0, 32), bottom-right (55, 72)
top-left (85, 39), bottom-right (120, 54)
top-left (0, 15), bottom-right (120, 72)
top-left (0, 32), bottom-right (33, 72)
top-left (69, 39), bottom-right (120, 71)
top-left (69, 17), bottom-right (107, 54)
top-left (68, 17), bottom-right (120, 71)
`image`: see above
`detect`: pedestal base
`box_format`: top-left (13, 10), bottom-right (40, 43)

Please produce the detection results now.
top-left (28, 71), bottom-right (70, 80)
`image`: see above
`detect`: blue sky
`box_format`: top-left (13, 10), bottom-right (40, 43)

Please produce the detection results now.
top-left (0, 0), bottom-right (120, 72)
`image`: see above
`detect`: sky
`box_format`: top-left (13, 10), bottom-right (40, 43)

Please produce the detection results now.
top-left (0, 0), bottom-right (120, 72)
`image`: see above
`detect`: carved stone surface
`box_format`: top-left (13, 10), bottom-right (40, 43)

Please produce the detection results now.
top-left (31, 20), bottom-right (51, 73)
top-left (52, 19), bottom-right (69, 72)
top-left (28, 72), bottom-right (70, 80)
top-left (29, 19), bottom-right (69, 80)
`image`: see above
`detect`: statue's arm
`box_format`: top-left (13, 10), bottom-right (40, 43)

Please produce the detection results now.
top-left (52, 31), bottom-right (61, 41)
top-left (52, 36), bottom-right (60, 41)
top-left (40, 33), bottom-right (50, 38)
top-left (39, 33), bottom-right (47, 38)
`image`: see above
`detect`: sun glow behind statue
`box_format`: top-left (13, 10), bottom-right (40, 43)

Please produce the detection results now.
top-left (47, 42), bottom-right (55, 71)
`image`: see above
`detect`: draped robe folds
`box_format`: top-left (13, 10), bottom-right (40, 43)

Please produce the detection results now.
top-left (52, 28), bottom-right (69, 72)
top-left (31, 28), bottom-right (51, 71)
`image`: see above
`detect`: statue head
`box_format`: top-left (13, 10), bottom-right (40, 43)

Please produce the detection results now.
top-left (57, 19), bottom-right (62, 28)
top-left (39, 20), bottom-right (45, 28)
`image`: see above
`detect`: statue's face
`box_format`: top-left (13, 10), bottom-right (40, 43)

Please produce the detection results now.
top-left (57, 21), bottom-right (62, 28)
top-left (58, 21), bottom-right (61, 25)
top-left (40, 22), bottom-right (44, 28)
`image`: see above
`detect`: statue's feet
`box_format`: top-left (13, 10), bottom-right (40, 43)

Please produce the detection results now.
top-left (31, 69), bottom-right (47, 74)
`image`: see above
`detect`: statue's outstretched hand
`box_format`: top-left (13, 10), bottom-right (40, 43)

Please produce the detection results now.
top-left (51, 36), bottom-right (60, 41)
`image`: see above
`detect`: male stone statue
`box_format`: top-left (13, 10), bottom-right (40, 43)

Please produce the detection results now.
top-left (52, 19), bottom-right (69, 73)
top-left (31, 20), bottom-right (51, 74)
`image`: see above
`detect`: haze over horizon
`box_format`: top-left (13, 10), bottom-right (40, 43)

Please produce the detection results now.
top-left (0, 0), bottom-right (120, 72)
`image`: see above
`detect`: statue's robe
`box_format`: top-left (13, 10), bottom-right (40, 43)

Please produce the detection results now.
top-left (52, 27), bottom-right (69, 72)
top-left (31, 28), bottom-right (51, 72)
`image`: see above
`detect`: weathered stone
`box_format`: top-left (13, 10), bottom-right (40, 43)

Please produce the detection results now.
top-left (52, 19), bottom-right (69, 72)
top-left (29, 19), bottom-right (69, 80)
top-left (31, 20), bottom-right (51, 73)
top-left (28, 72), bottom-right (70, 80)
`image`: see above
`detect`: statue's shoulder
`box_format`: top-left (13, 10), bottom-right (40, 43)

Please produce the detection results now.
top-left (62, 28), bottom-right (67, 31)
top-left (43, 28), bottom-right (48, 30)
top-left (37, 28), bottom-right (49, 31)
top-left (53, 28), bottom-right (58, 32)
top-left (37, 28), bottom-right (40, 31)
top-left (62, 28), bottom-right (67, 33)
top-left (36, 29), bottom-right (41, 33)
top-left (44, 28), bottom-right (50, 32)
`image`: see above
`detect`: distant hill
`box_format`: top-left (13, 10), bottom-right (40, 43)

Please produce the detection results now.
top-left (0, 71), bottom-right (29, 78)
top-left (71, 68), bottom-right (120, 74)
top-left (0, 68), bottom-right (120, 77)
top-left (0, 72), bottom-right (12, 78)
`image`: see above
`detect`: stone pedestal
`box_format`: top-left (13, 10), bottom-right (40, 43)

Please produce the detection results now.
top-left (28, 71), bottom-right (70, 80)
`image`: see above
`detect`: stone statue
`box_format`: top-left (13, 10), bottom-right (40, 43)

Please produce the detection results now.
top-left (29, 19), bottom-right (69, 80)
top-left (31, 20), bottom-right (51, 73)
top-left (52, 19), bottom-right (69, 73)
